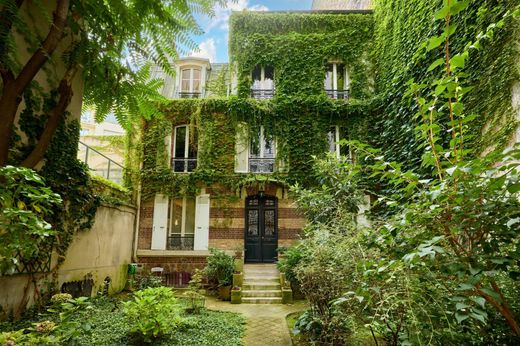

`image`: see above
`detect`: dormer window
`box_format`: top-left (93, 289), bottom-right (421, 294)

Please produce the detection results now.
top-left (251, 65), bottom-right (274, 99)
top-left (249, 126), bottom-right (276, 173)
top-left (172, 125), bottom-right (197, 172)
top-left (324, 63), bottom-right (350, 99)
top-left (180, 68), bottom-right (201, 98)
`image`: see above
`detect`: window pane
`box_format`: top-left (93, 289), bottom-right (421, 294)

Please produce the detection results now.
top-left (337, 64), bottom-right (345, 91)
top-left (252, 65), bottom-right (261, 82)
top-left (188, 127), bottom-right (197, 159)
top-left (263, 127), bottom-right (275, 158)
top-left (324, 64), bottom-right (333, 89)
top-left (264, 65), bottom-right (274, 80)
top-left (250, 128), bottom-right (261, 158)
top-left (192, 69), bottom-right (201, 92)
top-left (339, 127), bottom-right (349, 156)
top-left (171, 199), bottom-right (183, 234)
top-left (184, 198), bottom-right (195, 234)
top-left (181, 69), bottom-right (191, 91)
top-left (175, 126), bottom-right (187, 158)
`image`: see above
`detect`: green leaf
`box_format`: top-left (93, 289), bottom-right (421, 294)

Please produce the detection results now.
top-left (455, 312), bottom-right (469, 324)
top-left (507, 183), bottom-right (520, 193)
top-left (469, 296), bottom-right (486, 308)
top-left (434, 5), bottom-right (450, 20)
top-left (427, 34), bottom-right (446, 52)
top-left (427, 58), bottom-right (445, 72)
top-left (450, 53), bottom-right (467, 69)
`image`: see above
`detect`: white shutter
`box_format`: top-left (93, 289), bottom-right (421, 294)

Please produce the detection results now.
top-left (151, 194), bottom-right (169, 250)
top-left (235, 122), bottom-right (249, 173)
top-left (194, 194), bottom-right (210, 250)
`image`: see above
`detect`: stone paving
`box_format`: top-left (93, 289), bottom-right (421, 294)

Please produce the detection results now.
top-left (206, 296), bottom-right (307, 346)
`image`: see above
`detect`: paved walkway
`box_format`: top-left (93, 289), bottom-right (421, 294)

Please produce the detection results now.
top-left (206, 297), bottom-right (307, 346)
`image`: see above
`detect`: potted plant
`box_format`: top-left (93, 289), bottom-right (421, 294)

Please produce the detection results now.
top-left (203, 248), bottom-right (234, 301)
top-left (231, 286), bottom-right (242, 304)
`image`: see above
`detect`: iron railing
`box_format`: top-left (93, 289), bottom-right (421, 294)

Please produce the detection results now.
top-left (78, 141), bottom-right (124, 184)
top-left (167, 235), bottom-right (195, 251)
top-left (325, 89), bottom-right (349, 100)
top-left (172, 158), bottom-right (197, 173)
top-left (249, 158), bottom-right (275, 173)
top-left (251, 89), bottom-right (274, 100)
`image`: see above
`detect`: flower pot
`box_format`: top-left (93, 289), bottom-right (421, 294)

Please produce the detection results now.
top-left (231, 288), bottom-right (242, 304)
top-left (218, 285), bottom-right (231, 301)
top-left (233, 273), bottom-right (243, 287)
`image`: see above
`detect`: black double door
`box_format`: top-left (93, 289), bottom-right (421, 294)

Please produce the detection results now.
top-left (245, 195), bottom-right (278, 263)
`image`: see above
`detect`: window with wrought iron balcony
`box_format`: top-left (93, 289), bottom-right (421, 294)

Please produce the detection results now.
top-left (251, 65), bottom-right (274, 100)
top-left (249, 126), bottom-right (276, 173)
top-left (172, 125), bottom-right (197, 172)
top-left (178, 67), bottom-right (203, 98)
top-left (324, 62), bottom-right (350, 100)
top-left (167, 198), bottom-right (195, 250)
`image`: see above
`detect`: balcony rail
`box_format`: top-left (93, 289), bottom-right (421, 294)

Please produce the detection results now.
top-left (249, 157), bottom-right (275, 173)
top-left (172, 158), bottom-right (197, 173)
top-left (78, 141), bottom-right (124, 184)
top-left (176, 91), bottom-right (203, 99)
top-left (167, 234), bottom-right (194, 251)
top-left (251, 88), bottom-right (274, 100)
top-left (325, 89), bottom-right (349, 100)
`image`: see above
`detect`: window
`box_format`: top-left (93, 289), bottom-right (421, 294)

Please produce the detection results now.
top-left (251, 65), bottom-right (274, 99)
top-left (80, 129), bottom-right (90, 136)
top-left (180, 68), bottom-right (201, 98)
top-left (327, 126), bottom-right (349, 158)
top-left (81, 110), bottom-right (93, 123)
top-left (168, 198), bottom-right (195, 250)
top-left (324, 63), bottom-right (350, 99)
top-left (249, 126), bottom-right (276, 173)
top-left (172, 125), bottom-right (197, 172)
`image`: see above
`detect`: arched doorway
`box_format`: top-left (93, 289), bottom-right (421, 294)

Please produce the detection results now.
top-left (245, 194), bottom-right (278, 263)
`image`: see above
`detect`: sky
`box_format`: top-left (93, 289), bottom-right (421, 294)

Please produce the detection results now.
top-left (189, 0), bottom-right (313, 63)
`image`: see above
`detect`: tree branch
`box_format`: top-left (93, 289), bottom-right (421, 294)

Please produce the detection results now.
top-left (20, 67), bottom-right (76, 168)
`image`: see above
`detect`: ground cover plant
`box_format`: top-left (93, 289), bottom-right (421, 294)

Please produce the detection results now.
top-left (281, 1), bottom-right (520, 345)
top-left (0, 290), bottom-right (245, 346)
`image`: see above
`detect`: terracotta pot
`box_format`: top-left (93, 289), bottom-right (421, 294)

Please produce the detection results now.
top-left (218, 285), bottom-right (231, 301)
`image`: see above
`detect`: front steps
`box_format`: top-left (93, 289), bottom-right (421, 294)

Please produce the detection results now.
top-left (242, 264), bottom-right (282, 304)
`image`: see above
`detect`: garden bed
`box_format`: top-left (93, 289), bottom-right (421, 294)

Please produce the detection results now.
top-left (0, 294), bottom-right (245, 346)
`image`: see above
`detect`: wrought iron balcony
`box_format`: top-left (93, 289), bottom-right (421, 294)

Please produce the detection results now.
top-left (177, 91), bottom-right (202, 99)
top-left (167, 234), bottom-right (194, 251)
top-left (325, 89), bottom-right (349, 100)
top-left (251, 89), bottom-right (274, 100)
top-left (249, 158), bottom-right (275, 173)
top-left (172, 158), bottom-right (197, 173)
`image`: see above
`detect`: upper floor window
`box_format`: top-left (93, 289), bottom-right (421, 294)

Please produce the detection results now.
top-left (324, 63), bottom-right (350, 100)
top-left (251, 65), bottom-right (274, 99)
top-left (249, 126), bottom-right (276, 173)
top-left (180, 68), bottom-right (201, 98)
top-left (327, 126), bottom-right (349, 159)
top-left (172, 125), bottom-right (197, 173)
top-left (168, 197), bottom-right (195, 250)
top-left (81, 110), bottom-right (93, 123)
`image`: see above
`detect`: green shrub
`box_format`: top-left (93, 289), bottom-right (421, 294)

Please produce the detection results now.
top-left (203, 248), bottom-right (234, 288)
top-left (277, 244), bottom-right (304, 286)
top-left (134, 274), bottom-right (164, 290)
top-left (122, 287), bottom-right (185, 343)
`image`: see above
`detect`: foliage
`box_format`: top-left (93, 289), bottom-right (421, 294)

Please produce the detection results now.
top-left (122, 287), bottom-right (185, 343)
top-left (0, 166), bottom-right (61, 275)
top-left (276, 243), bottom-right (304, 286)
top-left (0, 294), bottom-right (245, 346)
top-left (373, 0), bottom-right (519, 170)
top-left (131, 274), bottom-right (164, 291)
top-left (203, 248), bottom-right (235, 288)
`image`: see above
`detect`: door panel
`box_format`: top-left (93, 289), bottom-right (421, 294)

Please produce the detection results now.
top-left (151, 194), bottom-right (169, 250)
top-left (194, 194), bottom-right (210, 250)
top-left (245, 195), bottom-right (278, 263)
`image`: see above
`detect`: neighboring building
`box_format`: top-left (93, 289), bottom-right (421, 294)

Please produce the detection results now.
top-left (134, 9), bottom-right (374, 287)
top-left (312, 0), bottom-right (373, 10)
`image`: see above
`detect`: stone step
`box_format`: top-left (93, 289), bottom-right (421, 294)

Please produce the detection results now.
top-left (243, 283), bottom-right (281, 290)
top-left (242, 297), bottom-right (283, 304)
top-left (242, 290), bottom-right (282, 297)
top-left (243, 277), bottom-right (280, 284)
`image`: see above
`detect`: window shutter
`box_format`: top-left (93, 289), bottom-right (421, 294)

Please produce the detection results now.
top-left (235, 122), bottom-right (249, 173)
top-left (194, 194), bottom-right (210, 250)
top-left (151, 194), bottom-right (169, 250)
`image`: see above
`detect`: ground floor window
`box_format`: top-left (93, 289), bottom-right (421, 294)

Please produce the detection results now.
top-left (168, 198), bottom-right (195, 250)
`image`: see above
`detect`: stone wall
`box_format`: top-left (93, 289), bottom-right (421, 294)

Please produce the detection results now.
top-left (0, 204), bottom-right (136, 318)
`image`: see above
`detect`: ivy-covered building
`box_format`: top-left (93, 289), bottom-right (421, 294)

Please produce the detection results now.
top-left (134, 9), bottom-right (375, 284)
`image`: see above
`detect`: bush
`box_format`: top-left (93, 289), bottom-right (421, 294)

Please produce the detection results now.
top-left (203, 248), bottom-right (234, 288)
top-left (277, 244), bottom-right (304, 286)
top-left (122, 287), bottom-right (185, 343)
top-left (133, 274), bottom-right (164, 290)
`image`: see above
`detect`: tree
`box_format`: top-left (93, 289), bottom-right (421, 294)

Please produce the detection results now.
top-left (0, 0), bottom-right (224, 168)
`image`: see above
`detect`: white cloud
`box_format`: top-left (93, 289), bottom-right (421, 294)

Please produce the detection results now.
top-left (189, 38), bottom-right (217, 62)
top-left (206, 0), bottom-right (269, 32)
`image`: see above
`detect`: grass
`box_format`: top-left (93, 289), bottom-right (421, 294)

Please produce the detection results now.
top-left (0, 295), bottom-right (246, 346)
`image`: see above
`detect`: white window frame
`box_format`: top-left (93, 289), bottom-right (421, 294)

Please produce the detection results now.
top-left (169, 197), bottom-right (195, 236)
top-left (249, 125), bottom-right (276, 173)
top-left (180, 67), bottom-right (202, 93)
top-left (252, 65), bottom-right (274, 93)
top-left (325, 62), bottom-right (350, 97)
top-left (172, 125), bottom-right (196, 173)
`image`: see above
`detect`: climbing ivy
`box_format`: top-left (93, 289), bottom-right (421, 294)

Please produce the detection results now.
top-left (373, 0), bottom-right (519, 171)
